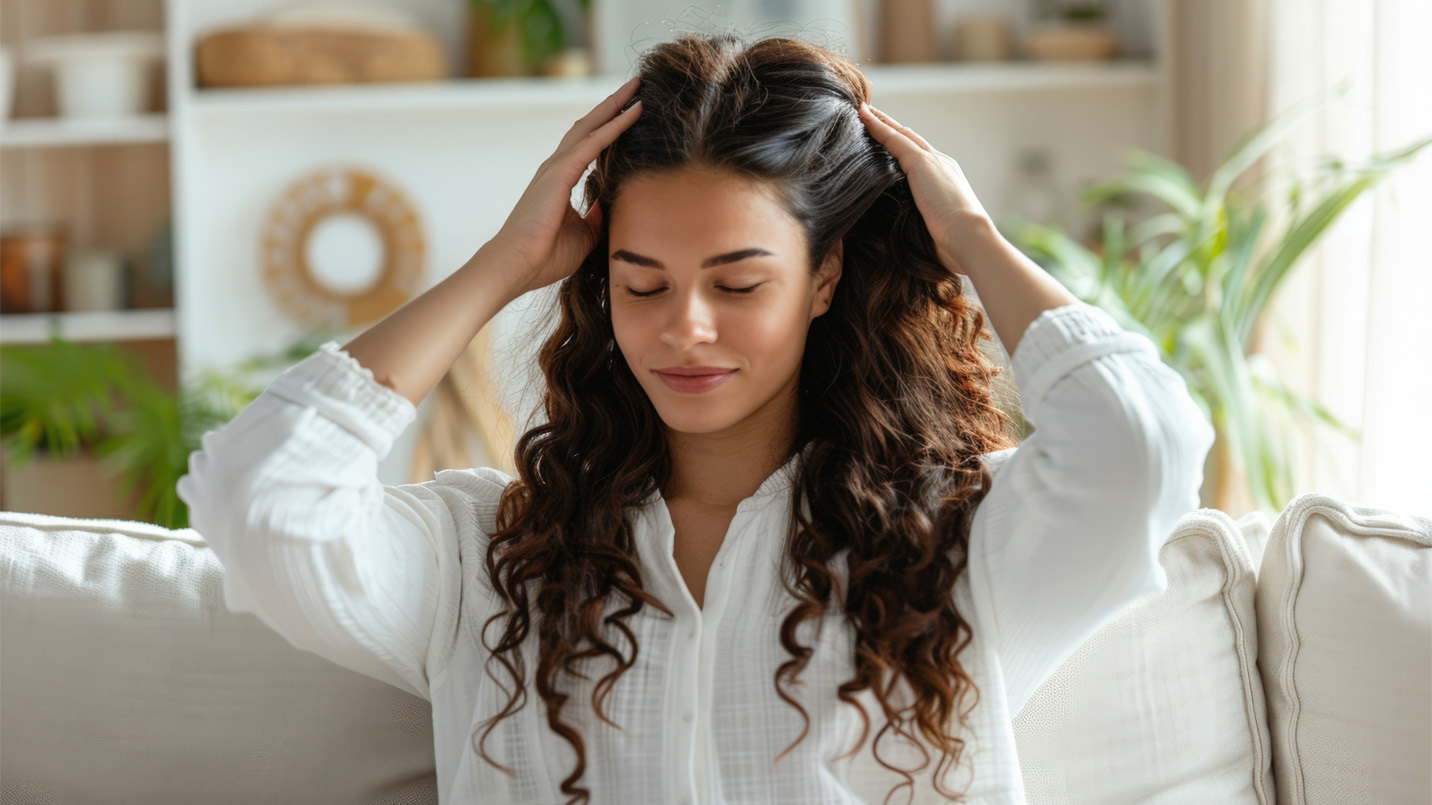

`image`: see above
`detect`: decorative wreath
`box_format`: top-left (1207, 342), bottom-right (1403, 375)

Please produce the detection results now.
top-left (259, 166), bottom-right (425, 326)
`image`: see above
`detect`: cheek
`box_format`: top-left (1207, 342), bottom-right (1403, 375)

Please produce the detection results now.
top-left (609, 307), bottom-right (646, 348)
top-left (609, 308), bottom-right (660, 373)
top-left (734, 307), bottom-right (812, 373)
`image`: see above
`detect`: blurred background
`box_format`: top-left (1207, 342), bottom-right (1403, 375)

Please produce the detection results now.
top-left (0, 0), bottom-right (1427, 528)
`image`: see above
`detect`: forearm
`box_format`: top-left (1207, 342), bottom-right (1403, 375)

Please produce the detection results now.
top-left (944, 213), bottom-right (1079, 359)
top-left (341, 243), bottom-right (526, 406)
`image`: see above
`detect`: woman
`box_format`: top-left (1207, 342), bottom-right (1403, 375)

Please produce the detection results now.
top-left (178, 33), bottom-right (1215, 805)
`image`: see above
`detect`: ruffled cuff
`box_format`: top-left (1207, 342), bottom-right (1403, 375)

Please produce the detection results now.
top-left (264, 341), bottom-right (418, 457)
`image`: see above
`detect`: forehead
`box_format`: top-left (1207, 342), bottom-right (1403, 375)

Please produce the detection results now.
top-left (608, 168), bottom-right (803, 251)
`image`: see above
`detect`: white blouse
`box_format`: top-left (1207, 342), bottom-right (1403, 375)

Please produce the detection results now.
top-left (177, 300), bottom-right (1215, 804)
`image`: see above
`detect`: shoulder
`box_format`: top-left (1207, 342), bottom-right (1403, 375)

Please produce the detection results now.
top-left (917, 447), bottom-right (1019, 514)
top-left (392, 466), bottom-right (517, 538)
top-left (978, 446), bottom-right (1019, 476)
top-left (431, 466), bottom-right (515, 500)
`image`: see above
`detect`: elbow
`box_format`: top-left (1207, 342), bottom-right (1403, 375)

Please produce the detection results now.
top-left (1120, 381), bottom-right (1216, 583)
top-left (176, 434), bottom-right (235, 550)
top-left (1146, 382), bottom-right (1216, 517)
top-left (1094, 372), bottom-right (1215, 592)
top-left (1113, 355), bottom-right (1216, 516)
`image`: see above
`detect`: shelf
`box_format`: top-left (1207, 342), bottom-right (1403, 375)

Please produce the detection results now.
top-left (0, 114), bottom-right (170, 150)
top-left (0, 309), bottom-right (177, 344)
top-left (187, 60), bottom-right (1160, 116)
top-left (866, 59), bottom-right (1160, 94)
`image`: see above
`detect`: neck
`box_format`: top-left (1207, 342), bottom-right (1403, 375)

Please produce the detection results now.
top-left (661, 390), bottom-right (800, 509)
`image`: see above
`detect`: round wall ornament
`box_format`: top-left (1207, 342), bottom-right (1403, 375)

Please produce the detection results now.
top-left (259, 166), bottom-right (425, 326)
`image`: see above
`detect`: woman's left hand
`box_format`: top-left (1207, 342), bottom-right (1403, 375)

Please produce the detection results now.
top-left (858, 102), bottom-right (991, 277)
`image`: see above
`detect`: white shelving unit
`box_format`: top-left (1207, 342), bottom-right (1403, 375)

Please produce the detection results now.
top-left (0, 113), bottom-right (170, 149)
top-left (0, 308), bottom-right (177, 344)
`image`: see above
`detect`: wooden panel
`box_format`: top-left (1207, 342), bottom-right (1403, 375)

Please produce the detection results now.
top-left (0, 450), bottom-right (143, 520)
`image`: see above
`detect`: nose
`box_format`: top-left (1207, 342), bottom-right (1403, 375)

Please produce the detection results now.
top-left (658, 287), bottom-right (719, 350)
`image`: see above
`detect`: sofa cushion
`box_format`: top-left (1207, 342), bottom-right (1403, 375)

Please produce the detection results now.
top-left (1256, 493), bottom-right (1431, 805)
top-left (0, 511), bottom-right (438, 805)
top-left (1012, 508), bottom-right (1275, 804)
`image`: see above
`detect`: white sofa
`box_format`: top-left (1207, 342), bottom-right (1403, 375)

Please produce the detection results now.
top-left (1, 492), bottom-right (1428, 804)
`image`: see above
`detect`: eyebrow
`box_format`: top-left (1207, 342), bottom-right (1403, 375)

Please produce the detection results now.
top-left (609, 247), bottom-right (776, 270)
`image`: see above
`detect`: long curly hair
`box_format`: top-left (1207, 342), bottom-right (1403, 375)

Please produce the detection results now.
top-left (475, 32), bottom-right (1019, 804)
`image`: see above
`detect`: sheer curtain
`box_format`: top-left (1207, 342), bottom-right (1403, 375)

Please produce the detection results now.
top-left (1260, 0), bottom-right (1432, 515)
top-left (1166, 0), bottom-right (1429, 516)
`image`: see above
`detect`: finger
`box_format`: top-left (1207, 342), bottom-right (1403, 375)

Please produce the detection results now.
top-left (862, 103), bottom-right (937, 155)
top-left (559, 75), bottom-right (643, 151)
top-left (859, 103), bottom-right (924, 168)
top-left (869, 104), bottom-right (936, 153)
top-left (560, 97), bottom-right (643, 178)
top-left (581, 198), bottom-right (603, 238)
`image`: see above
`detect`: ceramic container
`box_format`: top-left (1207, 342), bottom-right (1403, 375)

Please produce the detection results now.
top-left (24, 32), bottom-right (163, 118)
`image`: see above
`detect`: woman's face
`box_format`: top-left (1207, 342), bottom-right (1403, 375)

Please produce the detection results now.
top-left (607, 166), bottom-right (842, 437)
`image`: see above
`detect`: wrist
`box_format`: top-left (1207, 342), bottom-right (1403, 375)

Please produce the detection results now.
top-left (466, 241), bottom-right (529, 307)
top-left (946, 211), bottom-right (1002, 249)
top-left (938, 212), bottom-right (1002, 278)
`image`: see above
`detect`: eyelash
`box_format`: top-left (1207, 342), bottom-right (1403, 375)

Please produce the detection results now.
top-left (625, 285), bottom-right (761, 298)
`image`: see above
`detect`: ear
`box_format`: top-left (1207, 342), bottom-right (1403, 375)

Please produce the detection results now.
top-left (810, 240), bottom-right (843, 319)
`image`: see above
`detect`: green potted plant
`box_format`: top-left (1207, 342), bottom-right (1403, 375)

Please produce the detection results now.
top-left (467, 0), bottom-right (593, 77)
top-left (1003, 96), bottom-right (1432, 515)
top-left (0, 333), bottom-right (334, 528)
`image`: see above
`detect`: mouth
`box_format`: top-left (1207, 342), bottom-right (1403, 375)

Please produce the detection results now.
top-left (654, 369), bottom-right (737, 394)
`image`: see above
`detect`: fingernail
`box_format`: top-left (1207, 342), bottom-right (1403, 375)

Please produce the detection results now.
top-left (621, 99), bottom-right (642, 113)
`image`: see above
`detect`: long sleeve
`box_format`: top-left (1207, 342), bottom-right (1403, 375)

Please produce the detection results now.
top-left (967, 301), bottom-right (1217, 716)
top-left (176, 342), bottom-right (464, 702)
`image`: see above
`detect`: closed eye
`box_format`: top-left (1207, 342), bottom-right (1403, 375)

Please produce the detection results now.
top-left (626, 284), bottom-right (762, 298)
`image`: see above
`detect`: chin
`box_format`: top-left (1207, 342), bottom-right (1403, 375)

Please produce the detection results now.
top-left (650, 403), bottom-right (742, 435)
top-left (644, 383), bottom-right (745, 433)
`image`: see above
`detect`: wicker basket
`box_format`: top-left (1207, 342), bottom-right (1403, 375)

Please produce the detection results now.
top-left (195, 24), bottom-right (445, 87)
top-left (1022, 25), bottom-right (1119, 61)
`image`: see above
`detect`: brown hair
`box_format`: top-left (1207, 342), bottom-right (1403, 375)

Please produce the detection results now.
top-left (476, 32), bottom-right (1018, 804)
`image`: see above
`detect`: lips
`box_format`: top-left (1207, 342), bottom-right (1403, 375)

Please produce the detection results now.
top-left (655, 366), bottom-right (737, 376)
top-left (654, 368), bottom-right (736, 393)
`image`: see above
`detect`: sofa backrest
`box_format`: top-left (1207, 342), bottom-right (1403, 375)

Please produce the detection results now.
top-left (0, 511), bottom-right (438, 805)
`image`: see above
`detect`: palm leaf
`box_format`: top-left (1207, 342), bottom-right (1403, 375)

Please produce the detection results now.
top-left (1080, 148), bottom-right (1203, 220)
top-left (1202, 86), bottom-right (1335, 217)
top-left (0, 341), bottom-right (136, 464)
top-left (1248, 355), bottom-right (1361, 440)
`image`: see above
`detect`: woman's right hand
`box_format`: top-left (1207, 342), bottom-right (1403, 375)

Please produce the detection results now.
top-left (487, 75), bottom-right (645, 298)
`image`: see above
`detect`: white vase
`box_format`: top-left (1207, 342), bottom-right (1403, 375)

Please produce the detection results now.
top-left (24, 32), bottom-right (164, 119)
top-left (63, 249), bottom-right (129, 312)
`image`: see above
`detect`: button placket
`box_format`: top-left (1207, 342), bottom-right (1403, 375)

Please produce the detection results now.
top-left (655, 489), bottom-right (777, 805)
top-left (691, 507), bottom-right (753, 805)
top-left (673, 605), bottom-right (702, 805)
top-left (653, 498), bottom-right (706, 805)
